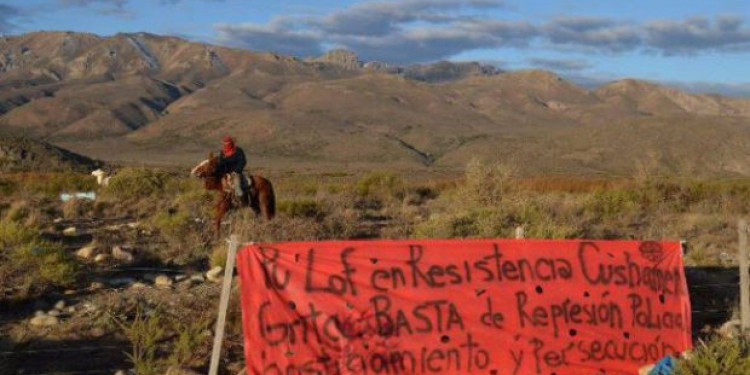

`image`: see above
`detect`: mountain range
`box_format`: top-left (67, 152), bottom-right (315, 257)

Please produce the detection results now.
top-left (2, 31), bottom-right (750, 176)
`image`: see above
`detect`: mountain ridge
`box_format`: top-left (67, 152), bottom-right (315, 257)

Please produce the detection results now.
top-left (2, 31), bottom-right (750, 176)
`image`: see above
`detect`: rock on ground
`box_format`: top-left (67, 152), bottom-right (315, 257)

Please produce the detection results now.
top-left (30, 315), bottom-right (59, 327)
top-left (76, 246), bottom-right (96, 259)
top-left (206, 266), bottom-right (223, 282)
top-left (154, 275), bottom-right (173, 288)
top-left (130, 282), bottom-right (148, 289)
top-left (112, 246), bottom-right (134, 263)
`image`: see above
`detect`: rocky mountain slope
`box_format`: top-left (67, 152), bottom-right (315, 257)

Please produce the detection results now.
top-left (1, 31), bottom-right (750, 175)
top-left (0, 132), bottom-right (100, 172)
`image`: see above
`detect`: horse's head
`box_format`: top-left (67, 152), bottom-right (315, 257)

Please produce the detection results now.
top-left (191, 152), bottom-right (219, 178)
top-left (191, 153), bottom-right (225, 191)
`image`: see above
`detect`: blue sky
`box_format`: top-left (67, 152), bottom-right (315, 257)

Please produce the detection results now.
top-left (2, 0), bottom-right (750, 95)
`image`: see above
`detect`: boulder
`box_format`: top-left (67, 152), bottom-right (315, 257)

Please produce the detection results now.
top-left (30, 315), bottom-right (59, 327)
top-left (154, 275), bottom-right (173, 288)
top-left (189, 274), bottom-right (205, 283)
top-left (206, 266), bottom-right (223, 282)
top-left (112, 246), bottom-right (134, 263)
top-left (76, 246), bottom-right (96, 259)
top-left (718, 319), bottom-right (742, 338)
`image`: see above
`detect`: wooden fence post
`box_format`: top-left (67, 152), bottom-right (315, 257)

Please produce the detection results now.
top-left (739, 220), bottom-right (750, 333)
top-left (515, 226), bottom-right (525, 239)
top-left (209, 235), bottom-right (240, 375)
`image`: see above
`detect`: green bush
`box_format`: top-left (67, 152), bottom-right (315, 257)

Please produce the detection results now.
top-left (105, 168), bottom-right (174, 201)
top-left (168, 315), bottom-right (211, 368)
top-left (1, 220), bottom-right (78, 287)
top-left (461, 158), bottom-right (516, 206)
top-left (0, 217), bottom-right (37, 248)
top-left (114, 306), bottom-right (168, 375)
top-left (145, 185), bottom-right (215, 264)
top-left (676, 335), bottom-right (750, 375)
top-left (355, 171), bottom-right (406, 201)
top-left (414, 211), bottom-right (480, 239)
top-left (16, 241), bottom-right (78, 287)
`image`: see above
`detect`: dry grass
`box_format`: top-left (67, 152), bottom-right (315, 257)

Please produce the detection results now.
top-left (3, 164), bottom-right (750, 374)
top-left (2, 164), bottom-right (749, 298)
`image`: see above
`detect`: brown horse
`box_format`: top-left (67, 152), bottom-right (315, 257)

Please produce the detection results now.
top-left (191, 153), bottom-right (275, 235)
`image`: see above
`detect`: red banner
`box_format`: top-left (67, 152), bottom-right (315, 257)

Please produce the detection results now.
top-left (237, 239), bottom-right (691, 375)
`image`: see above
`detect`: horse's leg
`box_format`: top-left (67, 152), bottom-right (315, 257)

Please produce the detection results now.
top-left (252, 177), bottom-right (275, 220)
top-left (215, 196), bottom-right (230, 237)
top-left (250, 193), bottom-right (261, 216)
top-left (258, 191), bottom-right (270, 219)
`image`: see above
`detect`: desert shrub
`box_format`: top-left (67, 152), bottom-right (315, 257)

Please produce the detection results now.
top-left (105, 167), bottom-right (174, 201)
top-left (675, 335), bottom-right (750, 375)
top-left (413, 211), bottom-right (479, 239)
top-left (149, 208), bottom-right (210, 264)
top-left (403, 185), bottom-right (440, 206)
top-left (146, 186), bottom-right (215, 263)
top-left (355, 171), bottom-right (406, 201)
top-left (173, 187), bottom-right (214, 218)
top-left (234, 215), bottom-right (322, 242)
top-left (525, 219), bottom-right (582, 239)
top-left (0, 178), bottom-right (15, 195)
top-left (151, 209), bottom-right (194, 243)
top-left (0, 216), bottom-right (37, 248)
top-left (582, 188), bottom-right (643, 218)
top-left (62, 198), bottom-right (94, 219)
top-left (1, 216), bottom-right (78, 288)
top-left (168, 315), bottom-right (211, 368)
top-left (319, 206), bottom-right (362, 239)
top-left (461, 158), bottom-right (517, 206)
top-left (114, 305), bottom-right (168, 375)
top-left (232, 202), bottom-right (362, 242)
top-left (277, 198), bottom-right (325, 219)
top-left (209, 243), bottom-right (227, 269)
top-left (16, 241), bottom-right (78, 286)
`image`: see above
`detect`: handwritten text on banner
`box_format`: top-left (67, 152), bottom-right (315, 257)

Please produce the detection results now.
top-left (236, 239), bottom-right (692, 375)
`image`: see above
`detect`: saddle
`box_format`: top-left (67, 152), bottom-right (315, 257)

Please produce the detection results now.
top-left (221, 172), bottom-right (254, 205)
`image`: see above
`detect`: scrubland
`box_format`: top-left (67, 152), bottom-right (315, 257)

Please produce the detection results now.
top-left (2, 160), bottom-right (750, 373)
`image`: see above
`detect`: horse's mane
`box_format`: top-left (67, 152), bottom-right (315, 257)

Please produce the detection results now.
top-left (190, 159), bottom-right (211, 176)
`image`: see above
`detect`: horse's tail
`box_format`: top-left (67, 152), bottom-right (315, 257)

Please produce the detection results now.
top-left (253, 175), bottom-right (275, 220)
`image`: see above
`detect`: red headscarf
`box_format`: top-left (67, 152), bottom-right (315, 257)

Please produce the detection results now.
top-left (222, 136), bottom-right (235, 157)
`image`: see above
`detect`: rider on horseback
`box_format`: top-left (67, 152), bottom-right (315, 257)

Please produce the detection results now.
top-left (217, 136), bottom-right (249, 205)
